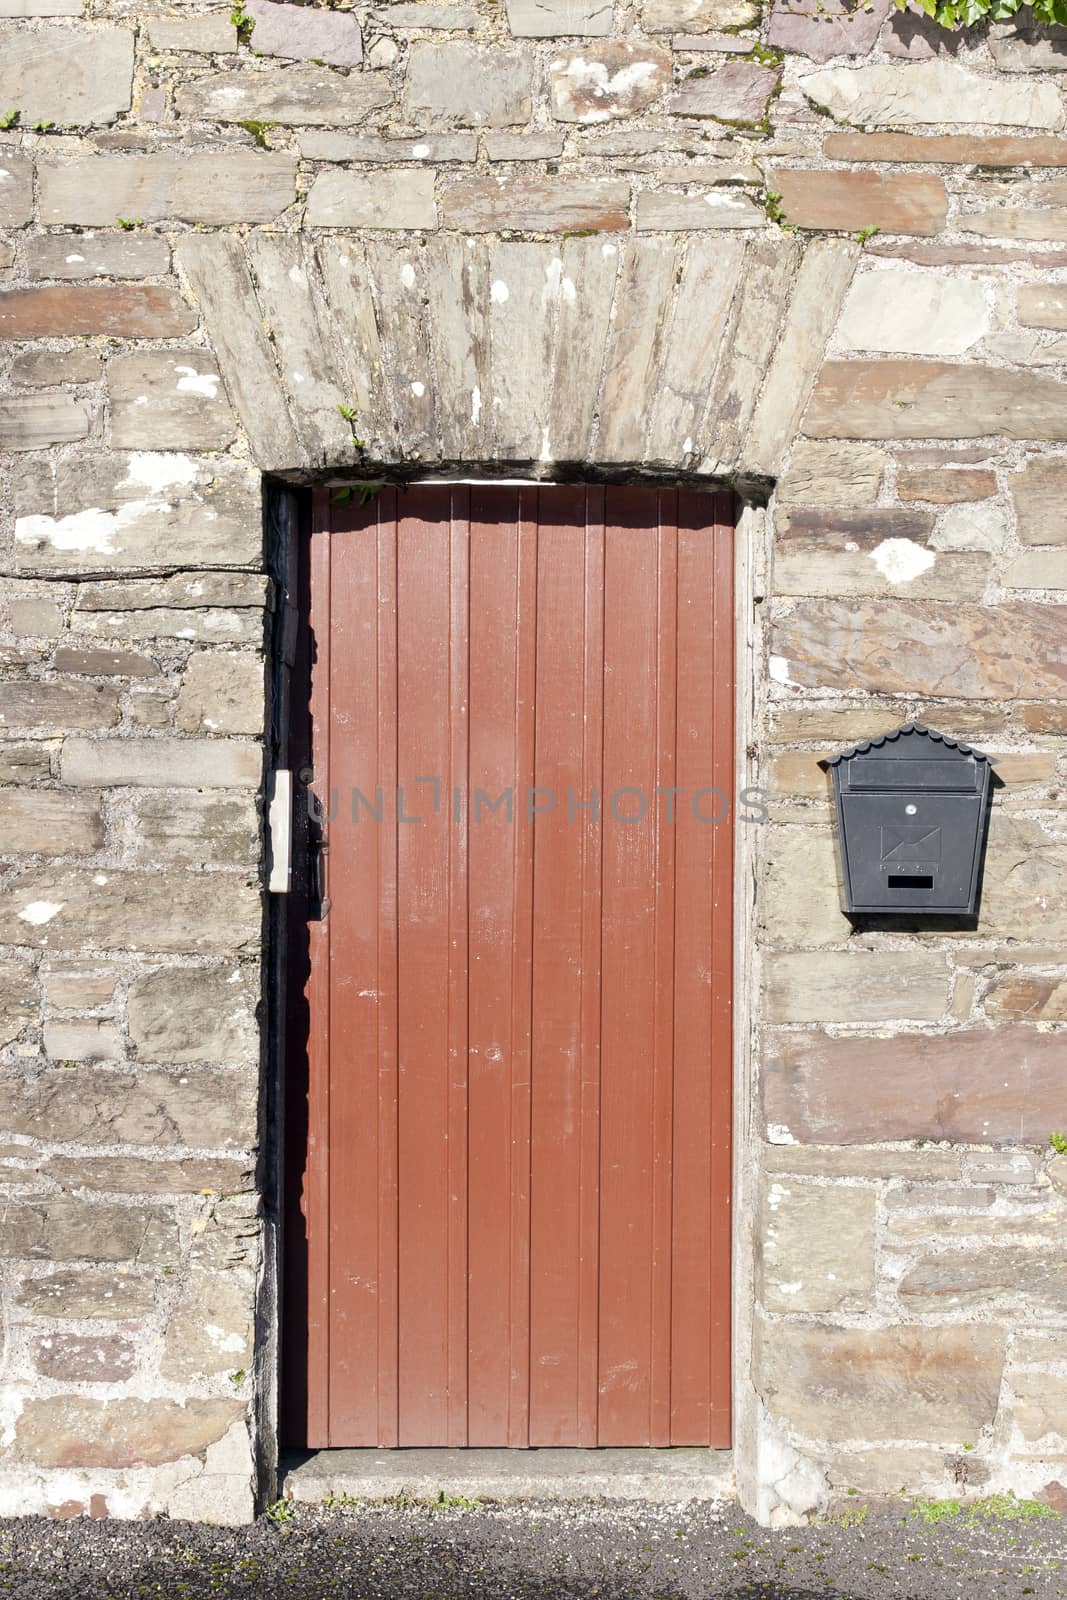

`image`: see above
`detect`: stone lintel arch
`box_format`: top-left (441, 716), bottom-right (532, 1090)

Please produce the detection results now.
top-left (176, 232), bottom-right (859, 485)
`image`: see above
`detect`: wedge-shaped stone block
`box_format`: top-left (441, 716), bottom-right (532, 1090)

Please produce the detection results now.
top-left (15, 456), bottom-right (262, 575)
top-left (14, 1397), bottom-right (245, 1468)
top-left (760, 1180), bottom-right (877, 1313)
top-left (108, 352), bottom-right (236, 451)
top-left (39, 153), bottom-right (297, 226)
top-left (763, 1026), bottom-right (1065, 1146)
top-left (0, 868), bottom-right (261, 953)
top-left (804, 360), bottom-right (1067, 441)
top-left (0, 24), bottom-right (133, 127)
top-left (799, 62), bottom-right (1064, 130)
top-left (175, 67), bottom-right (390, 127)
top-left (755, 1317), bottom-right (1005, 1443)
top-left (1, 1064), bottom-right (257, 1147)
top-left (407, 42), bottom-right (534, 126)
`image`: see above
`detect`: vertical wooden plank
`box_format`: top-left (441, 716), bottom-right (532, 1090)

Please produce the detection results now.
top-left (396, 485), bottom-right (453, 1445)
top-left (303, 492), bottom-right (332, 1446)
top-left (597, 484), bottom-right (661, 1445)
top-left (528, 483), bottom-right (590, 1447)
top-left (575, 486), bottom-right (605, 1448)
top-left (447, 488), bottom-right (471, 1445)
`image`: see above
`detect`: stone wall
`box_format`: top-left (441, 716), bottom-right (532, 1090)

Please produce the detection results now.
top-left (1, 0), bottom-right (1066, 1525)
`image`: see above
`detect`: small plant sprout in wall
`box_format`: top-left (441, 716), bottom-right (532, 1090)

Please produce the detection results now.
top-left (32, 121), bottom-right (54, 134)
top-left (241, 120), bottom-right (273, 149)
top-left (854, 226), bottom-right (880, 245)
top-left (0, 110), bottom-right (19, 130)
top-left (1050, 1131), bottom-right (1067, 1155)
top-left (337, 403), bottom-right (367, 452)
top-left (117, 217), bottom-right (144, 231)
top-left (230, 5), bottom-right (255, 43)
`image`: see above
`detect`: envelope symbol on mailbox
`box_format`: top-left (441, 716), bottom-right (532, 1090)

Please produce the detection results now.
top-left (880, 825), bottom-right (942, 862)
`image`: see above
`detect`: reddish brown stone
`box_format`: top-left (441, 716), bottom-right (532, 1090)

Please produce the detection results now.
top-left (668, 62), bottom-right (780, 123)
top-left (1021, 704), bottom-right (1067, 734)
top-left (896, 469), bottom-right (997, 503)
top-left (15, 1397), bottom-right (244, 1469)
top-left (767, 0), bottom-right (889, 63)
top-left (33, 1333), bottom-right (135, 1383)
top-left (985, 974), bottom-right (1067, 1022)
top-left (771, 170), bottom-right (947, 236)
top-left (824, 132), bottom-right (1067, 166)
top-left (1010, 457), bottom-right (1067, 546)
top-left (1039, 1482), bottom-right (1067, 1514)
top-left (0, 286), bottom-right (196, 340)
top-left (869, 241), bottom-right (1067, 268)
top-left (762, 1029), bottom-right (1064, 1145)
top-left (1018, 284), bottom-right (1067, 331)
top-left (804, 360), bottom-right (1067, 441)
top-left (771, 600), bottom-right (1067, 699)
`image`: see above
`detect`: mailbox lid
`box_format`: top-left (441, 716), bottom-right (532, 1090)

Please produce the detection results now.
top-left (847, 755), bottom-right (979, 792)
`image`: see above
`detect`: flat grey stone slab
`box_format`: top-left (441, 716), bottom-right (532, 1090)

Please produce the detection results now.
top-left (283, 1447), bottom-right (735, 1502)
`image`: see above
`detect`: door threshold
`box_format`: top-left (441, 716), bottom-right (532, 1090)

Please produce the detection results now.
top-left (281, 1447), bottom-right (735, 1504)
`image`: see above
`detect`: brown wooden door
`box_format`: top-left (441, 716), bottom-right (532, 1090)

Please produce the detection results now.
top-left (287, 484), bottom-right (733, 1449)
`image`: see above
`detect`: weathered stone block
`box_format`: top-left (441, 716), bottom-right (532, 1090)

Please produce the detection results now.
top-left (549, 44), bottom-right (670, 123)
top-left (767, 0), bottom-right (889, 62)
top-left (900, 1248), bottom-right (1067, 1313)
top-left (641, 0), bottom-right (759, 29)
top-left (837, 268), bottom-right (988, 355)
top-left (0, 285), bottom-right (195, 340)
top-left (175, 67), bottom-right (390, 126)
top-left (1009, 458), bottom-right (1067, 545)
top-left (635, 191), bottom-right (763, 229)
top-left (762, 1145), bottom-right (961, 1180)
top-left (990, 25), bottom-right (1067, 73)
top-left (61, 737), bottom-right (259, 790)
top-left (39, 154), bottom-right (297, 226)
top-left (1009, 1370), bottom-right (1067, 1445)
top-left (0, 960), bottom-right (35, 1047)
top-left (177, 652), bottom-right (264, 736)
top-left (10, 350), bottom-right (102, 387)
top-left (0, 396), bottom-right (89, 450)
top-left (161, 1271), bottom-right (255, 1378)
top-left (799, 61), bottom-right (1064, 129)
top-left (963, 208), bottom-right (1067, 242)
top-left (16, 455), bottom-right (262, 575)
top-left (306, 170), bottom-right (437, 229)
top-left (370, 3), bottom-right (478, 23)
top-left (761, 1179), bottom-right (877, 1313)
top-left (773, 510), bottom-right (988, 601)
top-left (763, 1028), bottom-right (1065, 1145)
top-left (442, 175), bottom-right (629, 231)
top-left (43, 1018), bottom-right (121, 1061)
top-left (897, 468), bottom-right (997, 503)
top-left (755, 1316), bottom-right (1005, 1443)
top-left (246, 0), bottom-right (361, 65)
top-left (777, 442), bottom-right (886, 506)
top-left (0, 682), bottom-right (120, 731)
top-left (42, 964), bottom-right (116, 1008)
top-left (53, 647), bottom-right (160, 679)
top-left (827, 1449), bottom-right (951, 1496)
top-left (144, 13), bottom-right (236, 52)
top-left (108, 352), bottom-right (236, 451)
top-left (16, 1268), bottom-right (156, 1320)
top-left (764, 951), bottom-right (949, 1024)
top-left (46, 1156), bottom-right (253, 1193)
top-left (1003, 550), bottom-right (1067, 589)
top-left (128, 690), bottom-right (174, 731)
top-left (669, 62), bottom-right (779, 122)
top-left (0, 744), bottom-right (52, 783)
top-left (33, 1333), bottom-right (135, 1383)
top-left (25, 232), bottom-right (171, 281)
top-left (0, 867), bottom-right (261, 953)
top-left (407, 42), bottom-right (533, 126)
top-left (506, 0), bottom-right (612, 32)
top-left (771, 599), bottom-right (1067, 699)
top-left (1018, 283), bottom-right (1067, 330)
top-left (824, 131), bottom-right (1067, 165)
top-left (0, 154), bottom-right (32, 228)
top-left (1, 1064), bottom-right (257, 1148)
top-left (71, 572), bottom-right (267, 642)
top-left (0, 1198), bottom-right (175, 1264)
top-left (760, 826), bottom-right (849, 948)
top-left (299, 131), bottom-right (475, 162)
top-left (773, 171), bottom-right (947, 238)
top-left (14, 1397), bottom-right (245, 1469)
top-left (0, 24), bottom-right (133, 126)
top-left (129, 792), bottom-right (260, 866)
top-left (986, 973), bottom-right (1067, 1022)
top-left (128, 967), bottom-right (257, 1064)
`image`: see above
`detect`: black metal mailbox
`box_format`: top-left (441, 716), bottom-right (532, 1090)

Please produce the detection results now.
top-left (821, 724), bottom-right (995, 918)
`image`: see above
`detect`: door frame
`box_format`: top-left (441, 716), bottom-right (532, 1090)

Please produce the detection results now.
top-left (271, 478), bottom-right (762, 1469)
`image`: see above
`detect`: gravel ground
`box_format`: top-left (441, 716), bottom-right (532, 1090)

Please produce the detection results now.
top-left (0, 1498), bottom-right (1063, 1600)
